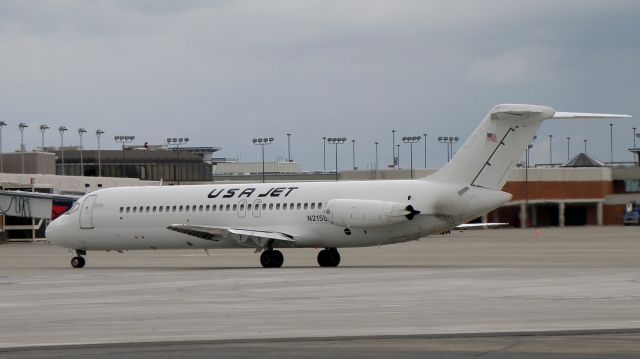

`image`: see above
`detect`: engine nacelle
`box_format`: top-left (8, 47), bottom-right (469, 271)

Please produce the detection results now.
top-left (324, 199), bottom-right (420, 228)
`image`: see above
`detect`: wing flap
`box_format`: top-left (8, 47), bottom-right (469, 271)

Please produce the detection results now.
top-left (166, 224), bottom-right (296, 248)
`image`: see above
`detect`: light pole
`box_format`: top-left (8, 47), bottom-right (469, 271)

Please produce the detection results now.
top-left (374, 141), bottom-right (379, 178)
top-left (423, 133), bottom-right (428, 168)
top-left (18, 123), bottom-right (28, 174)
top-left (252, 137), bottom-right (274, 183)
top-left (610, 123), bottom-right (614, 166)
top-left (322, 137), bottom-right (326, 171)
top-left (402, 136), bottom-right (421, 179)
top-left (166, 137), bottom-right (189, 183)
top-left (327, 137), bottom-right (346, 181)
top-left (96, 129), bottom-right (104, 177)
top-left (39, 124), bottom-right (50, 149)
top-left (584, 139), bottom-right (587, 154)
top-left (523, 141), bottom-right (536, 227)
top-left (397, 144), bottom-right (400, 169)
top-left (78, 128), bottom-right (86, 176)
top-left (438, 136), bottom-right (459, 162)
top-left (59, 126), bottom-right (68, 175)
top-left (286, 133), bottom-right (291, 162)
top-left (549, 134), bottom-right (553, 166)
top-left (634, 127), bottom-right (637, 149)
top-left (114, 135), bottom-right (134, 177)
top-left (0, 121), bottom-right (6, 173)
top-left (351, 139), bottom-right (356, 170)
top-left (391, 130), bottom-right (396, 168)
top-left (566, 137), bottom-right (571, 161)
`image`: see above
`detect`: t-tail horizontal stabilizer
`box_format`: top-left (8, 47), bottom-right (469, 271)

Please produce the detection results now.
top-left (426, 104), bottom-right (632, 191)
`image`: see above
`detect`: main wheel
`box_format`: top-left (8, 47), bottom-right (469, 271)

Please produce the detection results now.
top-left (317, 248), bottom-right (341, 267)
top-left (71, 256), bottom-right (85, 268)
top-left (260, 250), bottom-right (283, 268)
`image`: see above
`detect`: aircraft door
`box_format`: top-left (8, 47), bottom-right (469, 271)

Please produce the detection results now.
top-left (237, 199), bottom-right (247, 218)
top-left (252, 199), bottom-right (262, 217)
top-left (79, 195), bottom-right (97, 229)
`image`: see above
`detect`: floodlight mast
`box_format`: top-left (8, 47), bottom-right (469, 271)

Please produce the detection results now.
top-left (327, 137), bottom-right (347, 181)
top-left (114, 135), bottom-right (135, 177)
top-left (402, 136), bottom-right (421, 179)
top-left (18, 123), bottom-right (28, 174)
top-left (58, 126), bottom-right (68, 175)
top-left (78, 128), bottom-right (87, 176)
top-left (252, 137), bottom-right (274, 183)
top-left (0, 121), bottom-right (6, 173)
top-left (96, 129), bottom-right (104, 177)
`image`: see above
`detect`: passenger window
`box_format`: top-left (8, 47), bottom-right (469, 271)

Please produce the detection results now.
top-left (139, 206), bottom-right (143, 213)
top-left (283, 203), bottom-right (287, 210)
top-left (232, 204), bottom-right (237, 211)
top-left (119, 207), bottom-right (124, 213)
top-left (133, 207), bottom-right (137, 213)
top-left (159, 206), bottom-right (163, 213)
top-left (297, 203), bottom-right (301, 210)
top-left (126, 207), bottom-right (130, 213)
top-left (318, 202), bottom-right (323, 209)
top-left (179, 205), bottom-right (183, 212)
top-left (262, 203), bottom-right (267, 210)
top-left (172, 206), bottom-right (177, 212)
top-left (192, 205), bottom-right (196, 212)
top-left (248, 204), bottom-right (252, 210)
top-left (226, 204), bottom-right (230, 211)
top-left (310, 203), bottom-right (315, 209)
top-left (185, 206), bottom-right (190, 212)
top-left (304, 203), bottom-right (308, 209)
top-left (290, 203), bottom-right (294, 210)
top-left (212, 205), bottom-right (217, 212)
top-left (146, 206), bottom-right (150, 213)
top-left (152, 206), bottom-right (157, 212)
top-left (269, 203), bottom-right (273, 210)
top-left (240, 204), bottom-right (245, 211)
top-left (199, 205), bottom-right (204, 212)
top-left (206, 205), bottom-right (210, 211)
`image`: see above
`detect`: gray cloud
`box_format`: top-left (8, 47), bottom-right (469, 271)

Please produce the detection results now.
top-left (0, 0), bottom-right (638, 170)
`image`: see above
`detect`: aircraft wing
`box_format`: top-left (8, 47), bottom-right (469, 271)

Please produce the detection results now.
top-left (455, 222), bottom-right (508, 229)
top-left (166, 224), bottom-right (296, 250)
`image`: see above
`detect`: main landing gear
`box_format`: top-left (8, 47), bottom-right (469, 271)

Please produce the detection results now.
top-left (260, 249), bottom-right (284, 268)
top-left (317, 248), bottom-right (341, 267)
top-left (71, 250), bottom-right (86, 268)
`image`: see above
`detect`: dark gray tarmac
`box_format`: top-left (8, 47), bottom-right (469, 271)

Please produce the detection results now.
top-left (1, 227), bottom-right (639, 357)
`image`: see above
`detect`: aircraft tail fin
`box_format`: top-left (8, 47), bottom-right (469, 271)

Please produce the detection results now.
top-left (425, 104), bottom-right (630, 190)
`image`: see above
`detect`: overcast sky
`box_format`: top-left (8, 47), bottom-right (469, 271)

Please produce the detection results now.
top-left (1, 0), bottom-right (639, 171)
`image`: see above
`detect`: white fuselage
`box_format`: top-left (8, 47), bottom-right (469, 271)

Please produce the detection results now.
top-left (45, 179), bottom-right (511, 252)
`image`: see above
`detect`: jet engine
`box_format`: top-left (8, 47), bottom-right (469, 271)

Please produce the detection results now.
top-left (324, 199), bottom-right (420, 228)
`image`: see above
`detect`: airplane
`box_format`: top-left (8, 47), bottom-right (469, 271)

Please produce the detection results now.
top-left (44, 104), bottom-right (631, 268)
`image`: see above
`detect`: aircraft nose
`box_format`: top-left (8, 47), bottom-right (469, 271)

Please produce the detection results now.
top-left (45, 218), bottom-right (62, 244)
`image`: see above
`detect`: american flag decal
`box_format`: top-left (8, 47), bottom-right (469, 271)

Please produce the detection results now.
top-left (486, 132), bottom-right (497, 142)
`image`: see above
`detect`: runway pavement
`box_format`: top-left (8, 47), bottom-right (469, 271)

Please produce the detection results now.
top-left (0, 226), bottom-right (639, 357)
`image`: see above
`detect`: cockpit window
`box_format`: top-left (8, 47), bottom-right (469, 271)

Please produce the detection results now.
top-left (65, 202), bottom-right (80, 215)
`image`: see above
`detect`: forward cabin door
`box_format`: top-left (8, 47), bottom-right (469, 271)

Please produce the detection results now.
top-left (79, 195), bottom-right (97, 229)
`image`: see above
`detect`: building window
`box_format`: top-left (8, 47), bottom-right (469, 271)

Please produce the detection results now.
top-left (625, 180), bottom-right (640, 192)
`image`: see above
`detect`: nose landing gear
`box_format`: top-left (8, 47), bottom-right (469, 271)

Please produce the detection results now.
top-left (71, 250), bottom-right (86, 268)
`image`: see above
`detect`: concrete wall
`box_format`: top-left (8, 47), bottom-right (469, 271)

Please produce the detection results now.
top-left (0, 152), bottom-right (55, 175)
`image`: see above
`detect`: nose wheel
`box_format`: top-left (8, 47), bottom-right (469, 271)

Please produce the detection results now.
top-left (71, 250), bottom-right (86, 268)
